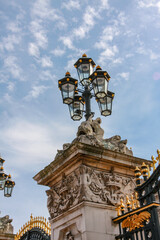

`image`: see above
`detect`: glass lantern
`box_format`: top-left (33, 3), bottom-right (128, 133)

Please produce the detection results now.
top-left (90, 65), bottom-right (110, 99)
top-left (0, 166), bottom-right (7, 190)
top-left (97, 91), bottom-right (114, 116)
top-left (58, 72), bottom-right (78, 104)
top-left (4, 174), bottom-right (15, 197)
top-left (69, 93), bottom-right (84, 121)
top-left (74, 53), bottom-right (96, 86)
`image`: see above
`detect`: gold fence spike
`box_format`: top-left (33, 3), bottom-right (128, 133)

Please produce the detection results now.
top-left (131, 194), bottom-right (136, 210)
top-left (151, 155), bottom-right (157, 171)
top-left (115, 205), bottom-right (121, 216)
top-left (147, 165), bottom-right (150, 178)
top-left (156, 149), bottom-right (160, 164)
top-left (135, 192), bottom-right (140, 208)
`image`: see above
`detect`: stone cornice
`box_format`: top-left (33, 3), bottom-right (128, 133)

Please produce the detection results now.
top-left (33, 142), bottom-right (150, 187)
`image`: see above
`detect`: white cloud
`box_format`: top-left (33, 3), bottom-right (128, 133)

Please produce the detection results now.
top-left (3, 93), bottom-right (12, 103)
top-left (73, 6), bottom-right (100, 39)
top-left (60, 1), bottom-right (109, 48)
top-left (117, 72), bottom-right (130, 81)
top-left (7, 22), bottom-right (21, 33)
top-left (62, 0), bottom-right (80, 10)
top-left (31, 0), bottom-right (66, 28)
top-left (40, 56), bottom-right (53, 68)
top-left (95, 26), bottom-right (119, 50)
top-left (0, 34), bottom-right (21, 51)
top-left (60, 36), bottom-right (75, 50)
top-left (7, 81), bottom-right (15, 92)
top-left (24, 85), bottom-right (49, 100)
top-left (39, 70), bottom-right (56, 81)
top-left (0, 119), bottom-right (76, 169)
top-left (4, 56), bottom-right (24, 80)
top-left (98, 45), bottom-right (119, 64)
top-left (28, 42), bottom-right (40, 58)
top-left (30, 20), bottom-right (48, 49)
top-left (138, 0), bottom-right (160, 13)
top-left (149, 50), bottom-right (160, 60)
top-left (51, 47), bottom-right (65, 56)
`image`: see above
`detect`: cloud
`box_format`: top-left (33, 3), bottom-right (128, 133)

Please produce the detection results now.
top-left (0, 119), bottom-right (76, 169)
top-left (7, 81), bottom-right (15, 92)
top-left (51, 47), bottom-right (65, 56)
top-left (73, 6), bottom-right (101, 39)
top-left (30, 20), bottom-right (48, 49)
top-left (40, 56), bottom-right (53, 68)
top-left (60, 0), bottom-right (109, 49)
top-left (98, 46), bottom-right (119, 64)
top-left (24, 85), bottom-right (49, 100)
top-left (62, 0), bottom-right (80, 10)
top-left (31, 0), bottom-right (66, 28)
top-left (7, 22), bottom-right (21, 33)
top-left (149, 50), bottom-right (160, 60)
top-left (138, 0), bottom-right (160, 13)
top-left (39, 70), bottom-right (56, 81)
top-left (4, 56), bottom-right (24, 80)
top-left (59, 36), bottom-right (75, 50)
top-left (28, 42), bottom-right (40, 58)
top-left (117, 72), bottom-right (130, 81)
top-left (0, 34), bottom-right (21, 51)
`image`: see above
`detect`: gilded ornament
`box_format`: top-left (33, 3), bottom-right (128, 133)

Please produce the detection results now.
top-left (122, 211), bottom-right (151, 231)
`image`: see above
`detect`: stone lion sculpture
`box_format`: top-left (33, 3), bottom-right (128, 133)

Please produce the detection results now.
top-left (55, 117), bottom-right (133, 158)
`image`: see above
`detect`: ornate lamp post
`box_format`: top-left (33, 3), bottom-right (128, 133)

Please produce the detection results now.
top-left (0, 156), bottom-right (15, 197)
top-left (58, 54), bottom-right (114, 121)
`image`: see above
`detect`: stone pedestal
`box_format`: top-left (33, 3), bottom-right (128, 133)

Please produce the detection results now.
top-left (34, 142), bottom-right (150, 240)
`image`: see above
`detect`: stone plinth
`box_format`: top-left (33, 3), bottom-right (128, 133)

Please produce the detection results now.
top-left (34, 142), bottom-right (150, 240)
top-left (0, 233), bottom-right (15, 240)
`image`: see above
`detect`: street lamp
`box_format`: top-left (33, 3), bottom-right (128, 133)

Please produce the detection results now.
top-left (58, 54), bottom-right (114, 121)
top-left (0, 156), bottom-right (15, 197)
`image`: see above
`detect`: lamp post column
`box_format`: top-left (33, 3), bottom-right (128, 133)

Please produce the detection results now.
top-left (83, 86), bottom-right (92, 121)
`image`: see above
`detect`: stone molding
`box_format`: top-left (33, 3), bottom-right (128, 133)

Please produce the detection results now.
top-left (46, 165), bottom-right (136, 219)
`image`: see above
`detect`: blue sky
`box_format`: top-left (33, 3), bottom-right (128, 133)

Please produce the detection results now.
top-left (0, 0), bottom-right (160, 233)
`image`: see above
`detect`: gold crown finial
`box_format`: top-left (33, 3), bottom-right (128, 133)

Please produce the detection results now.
top-left (65, 71), bottom-right (70, 76)
top-left (96, 65), bottom-right (102, 70)
top-left (82, 53), bottom-right (87, 57)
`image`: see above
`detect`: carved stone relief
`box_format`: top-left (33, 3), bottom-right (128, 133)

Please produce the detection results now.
top-left (0, 215), bottom-right (13, 234)
top-left (46, 166), bottom-right (136, 219)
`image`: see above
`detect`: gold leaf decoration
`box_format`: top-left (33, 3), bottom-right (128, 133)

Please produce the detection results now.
top-left (122, 211), bottom-right (151, 231)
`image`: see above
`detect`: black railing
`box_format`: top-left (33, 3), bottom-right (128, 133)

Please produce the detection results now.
top-left (113, 150), bottom-right (160, 240)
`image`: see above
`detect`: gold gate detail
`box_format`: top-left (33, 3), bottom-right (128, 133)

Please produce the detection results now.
top-left (15, 214), bottom-right (51, 240)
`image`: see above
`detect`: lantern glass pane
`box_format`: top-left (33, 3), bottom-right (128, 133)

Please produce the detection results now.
top-left (98, 96), bottom-right (112, 116)
top-left (77, 63), bottom-right (93, 86)
top-left (4, 185), bottom-right (13, 197)
top-left (0, 179), bottom-right (5, 190)
top-left (61, 83), bottom-right (75, 104)
top-left (92, 79), bottom-right (98, 95)
top-left (69, 101), bottom-right (83, 120)
top-left (107, 96), bottom-right (112, 111)
top-left (96, 77), bottom-right (108, 98)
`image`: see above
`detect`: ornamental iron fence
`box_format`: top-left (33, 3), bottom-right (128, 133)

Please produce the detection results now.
top-left (113, 149), bottom-right (160, 240)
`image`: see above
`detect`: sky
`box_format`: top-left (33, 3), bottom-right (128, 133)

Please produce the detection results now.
top-left (0, 0), bottom-right (160, 234)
